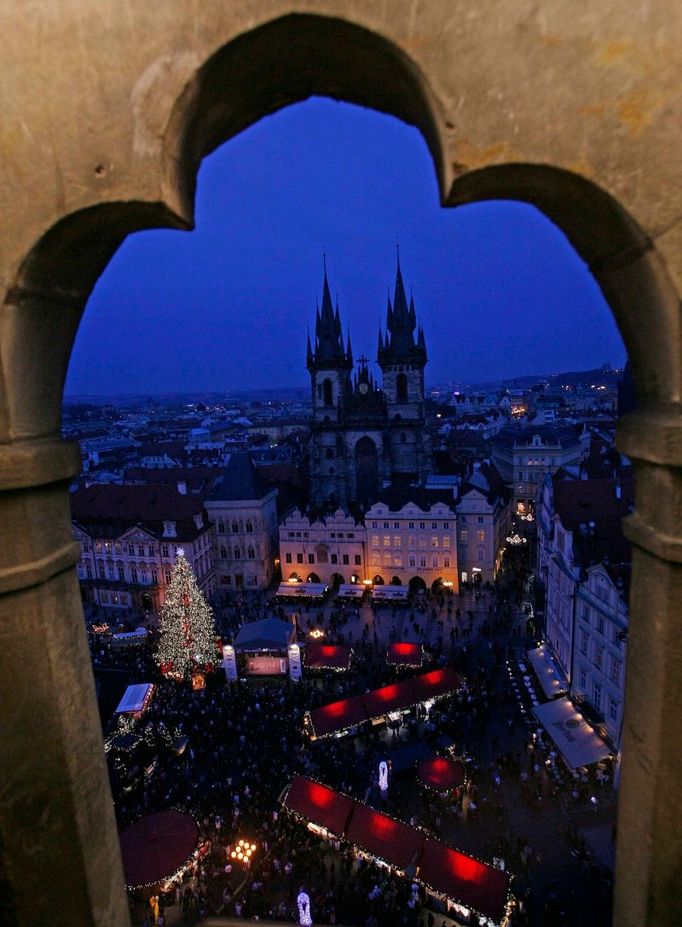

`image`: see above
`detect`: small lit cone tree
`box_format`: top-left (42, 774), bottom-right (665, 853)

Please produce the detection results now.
top-left (156, 549), bottom-right (216, 682)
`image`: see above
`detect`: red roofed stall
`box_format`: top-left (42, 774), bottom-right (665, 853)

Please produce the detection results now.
top-left (386, 642), bottom-right (423, 666)
top-left (306, 694), bottom-right (367, 738)
top-left (345, 803), bottom-right (424, 873)
top-left (282, 777), bottom-right (354, 838)
top-left (305, 643), bottom-right (353, 671)
top-left (306, 668), bottom-right (464, 738)
top-left (406, 667), bottom-right (463, 703)
top-left (417, 756), bottom-right (466, 793)
top-left (418, 836), bottom-right (511, 923)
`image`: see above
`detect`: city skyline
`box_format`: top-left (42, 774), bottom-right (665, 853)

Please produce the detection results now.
top-left (65, 98), bottom-right (626, 397)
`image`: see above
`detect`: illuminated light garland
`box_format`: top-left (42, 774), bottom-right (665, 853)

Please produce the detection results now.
top-left (155, 550), bottom-right (216, 680)
top-left (297, 891), bottom-right (313, 926)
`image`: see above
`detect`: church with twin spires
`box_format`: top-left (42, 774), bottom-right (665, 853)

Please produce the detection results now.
top-left (307, 256), bottom-right (432, 509)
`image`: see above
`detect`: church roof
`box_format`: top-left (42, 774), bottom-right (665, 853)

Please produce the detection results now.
top-left (207, 453), bottom-right (271, 502)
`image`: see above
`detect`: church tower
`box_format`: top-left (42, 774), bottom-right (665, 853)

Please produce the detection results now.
top-left (377, 254), bottom-right (431, 484)
top-left (308, 264), bottom-right (354, 507)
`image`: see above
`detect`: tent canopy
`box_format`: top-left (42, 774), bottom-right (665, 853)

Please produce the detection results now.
top-left (419, 836), bottom-right (511, 923)
top-left (418, 756), bottom-right (466, 791)
top-left (119, 810), bottom-right (199, 888)
top-left (307, 667), bottom-right (463, 738)
top-left (526, 644), bottom-right (568, 699)
top-left (346, 803), bottom-right (423, 871)
top-left (386, 642), bottom-right (423, 666)
top-left (233, 617), bottom-right (294, 651)
top-left (115, 683), bottom-right (154, 715)
top-left (337, 584), bottom-right (364, 598)
top-left (533, 696), bottom-right (612, 769)
top-left (276, 582), bottom-right (328, 598)
top-left (305, 643), bottom-right (353, 670)
top-left (282, 776), bottom-right (354, 837)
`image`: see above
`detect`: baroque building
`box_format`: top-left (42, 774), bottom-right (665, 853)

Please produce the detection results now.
top-left (308, 257), bottom-right (431, 508)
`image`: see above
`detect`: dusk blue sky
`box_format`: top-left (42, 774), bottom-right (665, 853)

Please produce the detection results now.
top-left (65, 98), bottom-right (626, 397)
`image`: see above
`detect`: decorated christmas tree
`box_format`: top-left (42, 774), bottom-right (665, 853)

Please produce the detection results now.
top-left (156, 548), bottom-right (216, 680)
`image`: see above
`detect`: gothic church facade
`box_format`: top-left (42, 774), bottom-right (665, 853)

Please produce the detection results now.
top-left (308, 258), bottom-right (431, 509)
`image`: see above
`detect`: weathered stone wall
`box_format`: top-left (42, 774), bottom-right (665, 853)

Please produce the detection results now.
top-left (1, 3), bottom-right (682, 926)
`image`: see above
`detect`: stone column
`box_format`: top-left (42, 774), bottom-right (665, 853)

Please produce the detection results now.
top-left (615, 408), bottom-right (682, 927)
top-left (0, 439), bottom-right (130, 926)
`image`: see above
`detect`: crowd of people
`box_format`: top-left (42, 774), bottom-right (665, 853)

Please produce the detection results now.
top-left (88, 567), bottom-right (615, 927)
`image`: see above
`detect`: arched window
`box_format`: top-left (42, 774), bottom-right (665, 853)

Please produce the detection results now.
top-left (322, 377), bottom-right (333, 406)
top-left (396, 372), bottom-right (408, 403)
top-left (233, 547), bottom-right (241, 560)
top-left (247, 546), bottom-right (255, 559)
top-left (231, 521), bottom-right (239, 534)
top-left (245, 520), bottom-right (253, 533)
top-left (218, 521), bottom-right (225, 534)
top-left (220, 545), bottom-right (227, 559)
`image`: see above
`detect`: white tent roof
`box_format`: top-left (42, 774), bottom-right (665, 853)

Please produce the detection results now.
top-left (371, 585), bottom-right (409, 599)
top-left (276, 582), bottom-right (328, 597)
top-left (337, 584), bottom-right (364, 597)
top-left (533, 697), bottom-right (612, 769)
top-left (526, 644), bottom-right (568, 699)
top-left (115, 683), bottom-right (154, 715)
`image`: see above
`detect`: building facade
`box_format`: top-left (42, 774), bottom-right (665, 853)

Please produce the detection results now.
top-left (71, 484), bottom-right (215, 615)
top-left (279, 509), bottom-right (366, 585)
top-left (489, 424), bottom-right (583, 514)
top-left (205, 453), bottom-right (279, 591)
top-left (308, 258), bottom-right (431, 508)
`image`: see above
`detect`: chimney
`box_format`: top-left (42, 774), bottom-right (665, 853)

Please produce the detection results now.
top-left (177, 480), bottom-right (187, 495)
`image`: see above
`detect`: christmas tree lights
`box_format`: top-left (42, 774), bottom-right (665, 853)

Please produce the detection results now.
top-left (156, 549), bottom-right (216, 680)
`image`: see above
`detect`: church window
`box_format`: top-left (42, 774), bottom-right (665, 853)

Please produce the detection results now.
top-left (285, 553), bottom-right (292, 563)
top-left (323, 378), bottom-right (333, 406)
top-left (396, 373), bottom-right (408, 403)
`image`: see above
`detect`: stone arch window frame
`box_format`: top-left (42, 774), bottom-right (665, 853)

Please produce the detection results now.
top-left (2, 11), bottom-right (680, 927)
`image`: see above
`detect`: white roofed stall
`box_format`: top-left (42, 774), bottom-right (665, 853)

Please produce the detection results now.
top-left (526, 644), bottom-right (568, 699)
top-left (533, 697), bottom-right (612, 769)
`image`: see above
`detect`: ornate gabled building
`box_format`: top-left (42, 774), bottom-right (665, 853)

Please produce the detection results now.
top-left (308, 257), bottom-right (431, 509)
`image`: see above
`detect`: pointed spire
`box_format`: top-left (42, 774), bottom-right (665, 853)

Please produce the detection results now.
top-left (346, 327), bottom-right (353, 367)
top-left (409, 289), bottom-right (417, 328)
top-left (306, 327), bottom-right (313, 366)
top-left (386, 290), bottom-right (393, 334)
top-left (378, 327), bottom-right (384, 353)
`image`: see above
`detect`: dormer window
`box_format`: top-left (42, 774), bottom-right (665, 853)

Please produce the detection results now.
top-left (163, 520), bottom-right (177, 538)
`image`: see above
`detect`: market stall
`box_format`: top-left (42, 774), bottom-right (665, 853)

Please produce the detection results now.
top-left (233, 617), bottom-right (296, 676)
top-left (533, 696), bottom-right (612, 769)
top-left (115, 683), bottom-right (155, 719)
top-left (526, 644), bottom-right (568, 699)
top-left (275, 582), bottom-right (328, 602)
top-left (386, 641), bottom-right (423, 667)
top-left (370, 585), bottom-right (409, 603)
top-left (417, 755), bottom-right (466, 794)
top-left (304, 643), bottom-right (353, 671)
top-left (282, 776), bottom-right (355, 839)
top-left (119, 809), bottom-right (200, 890)
top-left (336, 583), bottom-right (365, 601)
top-left (346, 803), bottom-right (423, 874)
